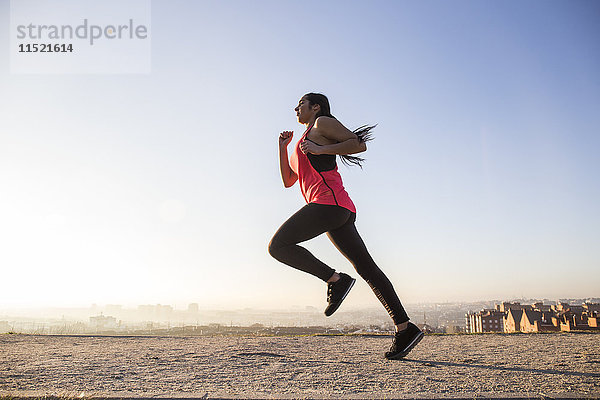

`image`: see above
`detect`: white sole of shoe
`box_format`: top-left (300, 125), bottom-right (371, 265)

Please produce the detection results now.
top-left (386, 330), bottom-right (424, 360)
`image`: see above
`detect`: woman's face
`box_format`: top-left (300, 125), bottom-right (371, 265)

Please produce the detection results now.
top-left (294, 97), bottom-right (318, 124)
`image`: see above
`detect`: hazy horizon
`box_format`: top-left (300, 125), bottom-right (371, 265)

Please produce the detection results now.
top-left (1, 1), bottom-right (599, 311)
top-left (2, 296), bottom-right (598, 315)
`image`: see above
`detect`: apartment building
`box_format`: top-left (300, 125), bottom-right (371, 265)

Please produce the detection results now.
top-left (467, 301), bottom-right (600, 333)
top-left (505, 308), bottom-right (522, 333)
top-left (465, 309), bottom-right (505, 333)
top-left (519, 309), bottom-right (559, 332)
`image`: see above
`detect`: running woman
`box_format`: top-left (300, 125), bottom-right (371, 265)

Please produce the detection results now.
top-left (268, 93), bottom-right (423, 359)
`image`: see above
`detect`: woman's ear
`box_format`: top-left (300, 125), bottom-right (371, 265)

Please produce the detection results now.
top-left (312, 104), bottom-right (321, 113)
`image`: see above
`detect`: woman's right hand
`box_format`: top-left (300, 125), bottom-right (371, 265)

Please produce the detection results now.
top-left (279, 131), bottom-right (293, 148)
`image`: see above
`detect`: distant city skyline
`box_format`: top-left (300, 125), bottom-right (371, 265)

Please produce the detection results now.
top-left (2, 297), bottom-right (599, 336)
top-left (3, 296), bottom-right (598, 316)
top-left (1, 1), bottom-right (599, 310)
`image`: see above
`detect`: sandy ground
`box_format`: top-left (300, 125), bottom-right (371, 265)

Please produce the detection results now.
top-left (1, 332), bottom-right (599, 399)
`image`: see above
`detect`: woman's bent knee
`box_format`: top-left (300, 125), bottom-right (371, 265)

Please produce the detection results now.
top-left (268, 237), bottom-right (282, 259)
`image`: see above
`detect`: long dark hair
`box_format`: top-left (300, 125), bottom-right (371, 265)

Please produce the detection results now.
top-left (304, 92), bottom-right (375, 168)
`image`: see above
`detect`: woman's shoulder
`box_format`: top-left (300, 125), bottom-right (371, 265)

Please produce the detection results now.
top-left (314, 116), bottom-right (338, 129)
top-left (313, 116), bottom-right (355, 142)
top-left (308, 117), bottom-right (337, 145)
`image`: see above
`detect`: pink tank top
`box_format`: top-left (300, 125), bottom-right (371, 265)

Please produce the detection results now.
top-left (289, 123), bottom-right (356, 213)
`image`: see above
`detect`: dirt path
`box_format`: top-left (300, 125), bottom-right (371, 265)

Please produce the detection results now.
top-left (1, 333), bottom-right (599, 399)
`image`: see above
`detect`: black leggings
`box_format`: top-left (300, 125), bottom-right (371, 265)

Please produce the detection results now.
top-left (268, 203), bottom-right (409, 325)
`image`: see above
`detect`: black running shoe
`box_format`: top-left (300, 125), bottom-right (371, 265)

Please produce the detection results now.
top-left (385, 322), bottom-right (424, 360)
top-left (324, 273), bottom-right (355, 316)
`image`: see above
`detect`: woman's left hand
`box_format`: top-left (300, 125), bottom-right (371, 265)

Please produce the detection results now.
top-left (299, 140), bottom-right (322, 155)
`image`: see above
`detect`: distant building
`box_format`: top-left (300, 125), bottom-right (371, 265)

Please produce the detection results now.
top-left (138, 304), bottom-right (174, 320)
top-left (467, 301), bottom-right (589, 333)
top-left (500, 302), bottom-right (595, 333)
top-left (520, 309), bottom-right (540, 332)
top-left (532, 302), bottom-right (552, 312)
top-left (465, 309), bottom-right (504, 333)
top-left (505, 308), bottom-right (523, 333)
top-left (495, 302), bottom-right (530, 313)
top-left (502, 303), bottom-right (559, 333)
top-left (584, 303), bottom-right (600, 317)
top-left (557, 304), bottom-right (600, 331)
top-left (519, 309), bottom-right (558, 332)
top-left (560, 315), bottom-right (586, 331)
top-left (89, 314), bottom-right (118, 331)
top-left (188, 303), bottom-right (199, 313)
top-left (552, 303), bottom-right (584, 314)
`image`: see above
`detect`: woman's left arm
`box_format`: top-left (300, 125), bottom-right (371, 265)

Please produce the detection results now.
top-left (300, 117), bottom-right (367, 156)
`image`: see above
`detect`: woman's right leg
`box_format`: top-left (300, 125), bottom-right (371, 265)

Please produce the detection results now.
top-left (326, 213), bottom-right (410, 325)
top-left (326, 214), bottom-right (423, 359)
top-left (268, 203), bottom-right (351, 282)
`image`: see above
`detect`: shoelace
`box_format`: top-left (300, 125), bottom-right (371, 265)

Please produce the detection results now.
top-left (327, 283), bottom-right (334, 302)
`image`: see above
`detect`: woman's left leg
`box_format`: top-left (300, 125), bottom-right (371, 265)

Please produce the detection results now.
top-left (269, 204), bottom-right (357, 315)
top-left (268, 203), bottom-right (351, 282)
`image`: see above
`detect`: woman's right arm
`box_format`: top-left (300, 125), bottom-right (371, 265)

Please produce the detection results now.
top-left (278, 130), bottom-right (298, 188)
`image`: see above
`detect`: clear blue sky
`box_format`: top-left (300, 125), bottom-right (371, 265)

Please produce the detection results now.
top-left (0, 0), bottom-right (598, 310)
